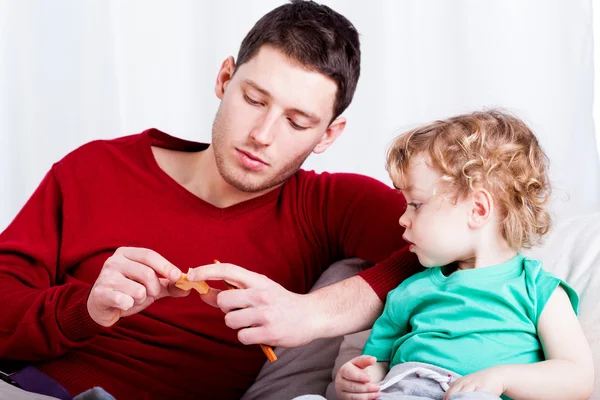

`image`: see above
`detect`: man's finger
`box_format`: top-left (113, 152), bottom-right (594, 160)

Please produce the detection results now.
top-left (118, 247), bottom-right (182, 281)
top-left (216, 289), bottom-right (256, 312)
top-left (187, 263), bottom-right (266, 289)
top-left (160, 278), bottom-right (192, 299)
top-left (235, 325), bottom-right (275, 346)
top-left (224, 307), bottom-right (262, 330)
top-left (198, 287), bottom-right (221, 307)
top-left (116, 259), bottom-right (164, 297)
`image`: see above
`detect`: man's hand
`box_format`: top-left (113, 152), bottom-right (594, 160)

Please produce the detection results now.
top-left (187, 262), bottom-right (314, 348)
top-left (443, 367), bottom-right (505, 400)
top-left (335, 356), bottom-right (382, 400)
top-left (87, 247), bottom-right (189, 327)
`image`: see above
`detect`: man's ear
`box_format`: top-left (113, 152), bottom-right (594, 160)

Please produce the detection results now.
top-left (468, 188), bottom-right (494, 229)
top-left (215, 56), bottom-right (236, 99)
top-left (313, 117), bottom-right (346, 154)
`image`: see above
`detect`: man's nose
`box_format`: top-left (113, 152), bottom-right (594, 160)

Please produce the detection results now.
top-left (250, 113), bottom-right (278, 146)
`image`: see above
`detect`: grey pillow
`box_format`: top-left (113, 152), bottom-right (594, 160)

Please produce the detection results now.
top-left (241, 258), bottom-right (368, 400)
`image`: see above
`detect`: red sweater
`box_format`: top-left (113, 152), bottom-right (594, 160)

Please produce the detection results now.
top-left (0, 129), bottom-right (418, 399)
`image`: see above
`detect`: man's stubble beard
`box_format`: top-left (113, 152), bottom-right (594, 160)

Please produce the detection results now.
top-left (211, 106), bottom-right (313, 193)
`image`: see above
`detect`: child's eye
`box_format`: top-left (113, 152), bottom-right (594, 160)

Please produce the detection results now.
top-left (408, 202), bottom-right (422, 210)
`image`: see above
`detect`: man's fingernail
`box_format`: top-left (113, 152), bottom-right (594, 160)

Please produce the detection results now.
top-left (186, 269), bottom-right (194, 280)
top-left (171, 270), bottom-right (181, 281)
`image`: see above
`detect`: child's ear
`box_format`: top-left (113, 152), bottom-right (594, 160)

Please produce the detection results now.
top-left (468, 189), bottom-right (493, 229)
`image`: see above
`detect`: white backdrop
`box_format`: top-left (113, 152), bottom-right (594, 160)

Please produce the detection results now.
top-left (1, 0), bottom-right (600, 231)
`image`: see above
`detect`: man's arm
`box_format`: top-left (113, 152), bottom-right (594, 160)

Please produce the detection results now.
top-left (310, 173), bottom-right (420, 300)
top-left (304, 246), bottom-right (415, 338)
top-left (0, 167), bottom-right (189, 362)
top-left (0, 167), bottom-right (103, 361)
top-left (188, 246), bottom-right (413, 347)
top-left (187, 263), bottom-right (380, 346)
top-left (305, 274), bottom-right (383, 338)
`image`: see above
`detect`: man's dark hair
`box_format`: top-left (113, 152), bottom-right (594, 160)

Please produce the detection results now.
top-left (235, 0), bottom-right (361, 121)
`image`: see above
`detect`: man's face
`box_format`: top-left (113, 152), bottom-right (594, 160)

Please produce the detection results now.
top-left (211, 46), bottom-right (344, 193)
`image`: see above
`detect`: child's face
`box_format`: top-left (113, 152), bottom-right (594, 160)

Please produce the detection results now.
top-left (399, 155), bottom-right (473, 268)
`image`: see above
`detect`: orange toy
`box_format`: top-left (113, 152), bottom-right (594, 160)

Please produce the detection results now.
top-left (175, 273), bottom-right (210, 294)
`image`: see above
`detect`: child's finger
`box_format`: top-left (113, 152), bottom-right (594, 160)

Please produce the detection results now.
top-left (340, 363), bottom-right (371, 383)
top-left (350, 355), bottom-right (377, 369)
top-left (339, 389), bottom-right (381, 400)
top-left (444, 381), bottom-right (463, 400)
top-left (339, 379), bottom-right (380, 394)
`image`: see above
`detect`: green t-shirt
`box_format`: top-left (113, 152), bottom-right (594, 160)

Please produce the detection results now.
top-left (363, 254), bottom-right (579, 376)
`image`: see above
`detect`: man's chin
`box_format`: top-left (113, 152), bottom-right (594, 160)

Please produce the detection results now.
top-left (222, 172), bottom-right (279, 194)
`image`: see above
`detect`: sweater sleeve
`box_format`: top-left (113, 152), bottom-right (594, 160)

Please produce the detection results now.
top-left (0, 166), bottom-right (102, 361)
top-left (311, 172), bottom-right (421, 301)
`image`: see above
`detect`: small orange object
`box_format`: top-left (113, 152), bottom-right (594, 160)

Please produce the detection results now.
top-left (175, 273), bottom-right (210, 295)
top-left (215, 260), bottom-right (278, 362)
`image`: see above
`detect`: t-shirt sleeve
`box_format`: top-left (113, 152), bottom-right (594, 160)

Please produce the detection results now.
top-left (533, 268), bottom-right (579, 325)
top-left (362, 286), bottom-right (409, 362)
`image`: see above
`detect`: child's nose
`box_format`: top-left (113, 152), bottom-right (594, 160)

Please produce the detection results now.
top-left (399, 212), bottom-right (410, 229)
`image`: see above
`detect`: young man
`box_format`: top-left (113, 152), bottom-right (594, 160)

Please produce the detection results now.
top-left (0, 1), bottom-right (419, 399)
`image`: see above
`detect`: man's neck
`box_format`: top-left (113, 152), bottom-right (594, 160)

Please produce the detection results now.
top-left (152, 145), bottom-right (273, 208)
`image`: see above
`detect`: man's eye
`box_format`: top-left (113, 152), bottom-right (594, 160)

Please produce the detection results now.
top-left (287, 118), bottom-right (308, 131)
top-left (244, 95), bottom-right (262, 106)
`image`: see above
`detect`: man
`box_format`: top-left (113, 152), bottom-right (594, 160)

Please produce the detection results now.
top-left (0, 1), bottom-right (419, 399)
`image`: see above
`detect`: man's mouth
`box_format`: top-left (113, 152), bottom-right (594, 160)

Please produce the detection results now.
top-left (236, 149), bottom-right (269, 171)
top-left (238, 149), bottom-right (268, 165)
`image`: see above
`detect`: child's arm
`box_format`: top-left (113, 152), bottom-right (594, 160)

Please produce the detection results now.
top-left (445, 286), bottom-right (594, 400)
top-left (500, 285), bottom-right (593, 399)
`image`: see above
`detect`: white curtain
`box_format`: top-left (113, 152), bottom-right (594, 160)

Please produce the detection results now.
top-left (1, 0), bottom-right (599, 230)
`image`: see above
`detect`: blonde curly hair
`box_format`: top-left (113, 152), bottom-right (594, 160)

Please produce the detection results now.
top-left (386, 110), bottom-right (551, 250)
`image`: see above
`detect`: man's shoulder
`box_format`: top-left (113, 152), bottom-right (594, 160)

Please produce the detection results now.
top-left (286, 170), bottom-right (403, 217)
top-left (57, 132), bottom-right (144, 165)
top-left (51, 131), bottom-right (149, 183)
top-left (293, 169), bottom-right (394, 194)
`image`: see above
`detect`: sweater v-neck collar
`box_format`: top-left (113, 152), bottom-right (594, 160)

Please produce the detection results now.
top-left (140, 128), bottom-right (282, 219)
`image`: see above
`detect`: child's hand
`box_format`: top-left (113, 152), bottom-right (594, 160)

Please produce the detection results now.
top-left (443, 367), bottom-right (505, 400)
top-left (335, 355), bottom-right (381, 400)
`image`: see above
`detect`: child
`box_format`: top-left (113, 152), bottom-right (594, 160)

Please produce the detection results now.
top-left (335, 111), bottom-right (594, 400)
